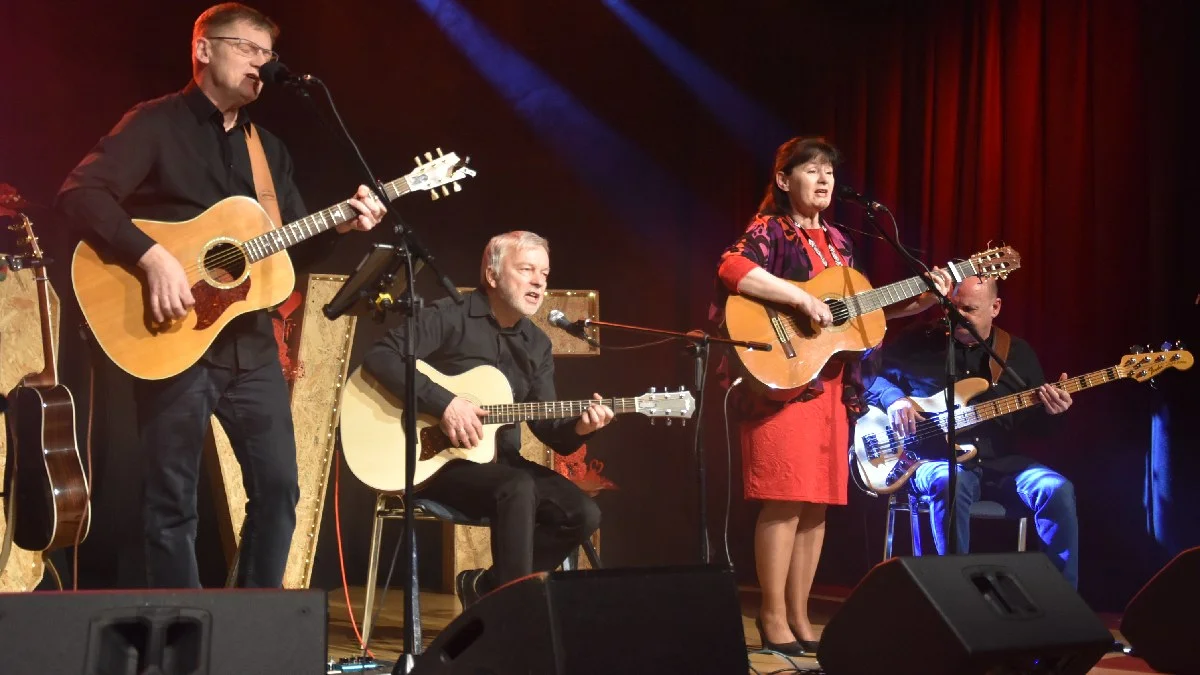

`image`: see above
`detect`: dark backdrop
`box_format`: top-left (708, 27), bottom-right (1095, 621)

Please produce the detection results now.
top-left (1, 0), bottom-right (1195, 613)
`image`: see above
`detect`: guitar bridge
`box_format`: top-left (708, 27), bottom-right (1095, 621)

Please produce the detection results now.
top-left (764, 307), bottom-right (797, 359)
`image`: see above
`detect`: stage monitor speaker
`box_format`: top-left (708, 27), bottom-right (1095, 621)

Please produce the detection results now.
top-left (0, 589), bottom-right (326, 674)
top-left (413, 564), bottom-right (747, 675)
top-left (1120, 546), bottom-right (1200, 675)
top-left (818, 553), bottom-right (1112, 675)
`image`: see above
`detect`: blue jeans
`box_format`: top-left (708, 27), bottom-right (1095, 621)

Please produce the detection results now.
top-left (909, 459), bottom-right (1079, 588)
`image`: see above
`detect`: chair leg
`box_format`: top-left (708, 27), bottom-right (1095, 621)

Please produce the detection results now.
top-left (909, 494), bottom-right (923, 556)
top-left (883, 504), bottom-right (897, 560)
top-left (362, 493), bottom-right (388, 649)
top-left (582, 539), bottom-right (602, 569)
top-left (1017, 517), bottom-right (1028, 552)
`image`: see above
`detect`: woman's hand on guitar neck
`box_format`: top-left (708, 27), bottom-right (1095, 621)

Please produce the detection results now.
top-left (137, 244), bottom-right (195, 323)
top-left (791, 288), bottom-right (833, 327)
top-left (441, 396), bottom-right (488, 448)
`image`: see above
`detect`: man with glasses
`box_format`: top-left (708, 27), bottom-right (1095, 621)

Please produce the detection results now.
top-left (57, 3), bottom-right (385, 589)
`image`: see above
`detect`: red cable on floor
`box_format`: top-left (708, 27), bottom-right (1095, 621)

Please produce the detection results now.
top-left (334, 449), bottom-right (374, 658)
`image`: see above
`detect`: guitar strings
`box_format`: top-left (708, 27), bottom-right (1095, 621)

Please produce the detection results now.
top-left (177, 177), bottom-right (414, 278)
top-left (866, 370), bottom-right (1115, 455)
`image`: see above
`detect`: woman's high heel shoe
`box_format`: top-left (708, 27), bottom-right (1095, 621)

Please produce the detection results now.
top-left (755, 617), bottom-right (805, 656)
top-left (787, 623), bottom-right (820, 654)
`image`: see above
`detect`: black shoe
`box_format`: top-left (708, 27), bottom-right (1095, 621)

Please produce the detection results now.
top-left (787, 623), bottom-right (820, 655)
top-left (755, 617), bottom-right (805, 657)
top-left (454, 568), bottom-right (483, 610)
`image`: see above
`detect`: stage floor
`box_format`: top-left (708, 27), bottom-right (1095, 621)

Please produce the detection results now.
top-left (326, 585), bottom-right (1159, 674)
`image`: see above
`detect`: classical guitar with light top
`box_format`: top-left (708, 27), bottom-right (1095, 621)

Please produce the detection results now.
top-left (724, 245), bottom-right (1021, 393)
top-left (338, 361), bottom-right (695, 492)
top-left (72, 150), bottom-right (475, 380)
top-left (851, 345), bottom-right (1193, 493)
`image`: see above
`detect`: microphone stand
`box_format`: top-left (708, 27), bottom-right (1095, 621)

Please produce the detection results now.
top-left (287, 75), bottom-right (461, 674)
top-left (855, 206), bottom-right (1025, 557)
top-left (573, 317), bottom-right (770, 564)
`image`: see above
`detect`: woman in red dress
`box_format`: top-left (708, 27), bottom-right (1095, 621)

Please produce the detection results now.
top-left (713, 137), bottom-right (951, 655)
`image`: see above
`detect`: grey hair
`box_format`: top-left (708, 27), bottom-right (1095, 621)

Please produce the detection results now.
top-left (479, 231), bottom-right (550, 286)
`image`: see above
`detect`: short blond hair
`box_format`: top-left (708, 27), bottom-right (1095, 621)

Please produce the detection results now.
top-left (479, 231), bottom-right (550, 286)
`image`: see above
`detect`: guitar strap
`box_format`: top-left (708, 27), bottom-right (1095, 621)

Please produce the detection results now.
top-left (244, 124), bottom-right (283, 229)
top-left (988, 326), bottom-right (1012, 385)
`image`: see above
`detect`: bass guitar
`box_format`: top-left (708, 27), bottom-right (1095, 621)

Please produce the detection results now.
top-left (851, 345), bottom-right (1193, 493)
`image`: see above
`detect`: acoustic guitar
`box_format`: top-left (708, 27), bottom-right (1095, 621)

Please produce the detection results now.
top-left (851, 345), bottom-right (1193, 493)
top-left (3, 206), bottom-right (90, 552)
top-left (72, 150), bottom-right (475, 380)
top-left (339, 361), bottom-right (696, 492)
top-left (724, 245), bottom-right (1021, 393)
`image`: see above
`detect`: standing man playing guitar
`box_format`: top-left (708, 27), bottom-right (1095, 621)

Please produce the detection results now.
top-left (55, 3), bottom-right (384, 588)
top-left (864, 276), bottom-right (1079, 587)
top-left (712, 136), bottom-right (954, 656)
top-left (362, 230), bottom-right (614, 609)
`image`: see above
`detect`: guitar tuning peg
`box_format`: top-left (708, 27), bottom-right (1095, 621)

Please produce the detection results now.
top-left (453, 182), bottom-right (462, 192)
top-left (441, 186), bottom-right (450, 197)
top-left (648, 387), bottom-right (656, 393)
top-left (436, 148), bottom-right (444, 156)
top-left (1175, 340), bottom-right (1187, 350)
top-left (424, 151), bottom-right (434, 161)
top-left (666, 419), bottom-right (673, 426)
top-left (430, 190), bottom-right (440, 201)
top-left (678, 385), bottom-right (685, 392)
top-left (1160, 341), bottom-right (1174, 351)
top-left (1128, 345), bottom-right (1145, 354)
top-left (413, 156), bottom-right (422, 166)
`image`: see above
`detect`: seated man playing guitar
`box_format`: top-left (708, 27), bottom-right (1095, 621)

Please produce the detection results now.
top-left (361, 230), bottom-right (614, 608)
top-left (864, 276), bottom-right (1079, 587)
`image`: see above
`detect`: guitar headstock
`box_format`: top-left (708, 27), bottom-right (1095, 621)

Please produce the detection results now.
top-left (1119, 342), bottom-right (1193, 382)
top-left (634, 387), bottom-right (695, 422)
top-left (0, 183), bottom-right (44, 267)
top-left (406, 148), bottom-right (477, 200)
top-left (968, 244), bottom-right (1021, 280)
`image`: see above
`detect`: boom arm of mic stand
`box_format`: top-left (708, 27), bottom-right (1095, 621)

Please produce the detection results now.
top-left (582, 318), bottom-right (772, 351)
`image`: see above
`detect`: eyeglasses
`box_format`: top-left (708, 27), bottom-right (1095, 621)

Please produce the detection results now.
top-left (206, 36), bottom-right (279, 63)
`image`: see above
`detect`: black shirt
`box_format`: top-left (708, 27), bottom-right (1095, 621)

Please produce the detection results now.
top-left (362, 289), bottom-right (590, 462)
top-left (56, 82), bottom-right (326, 369)
top-left (864, 320), bottom-right (1059, 464)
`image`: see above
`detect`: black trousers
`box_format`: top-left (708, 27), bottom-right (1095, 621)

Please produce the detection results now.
top-left (134, 357), bottom-right (298, 588)
top-left (415, 455), bottom-right (601, 590)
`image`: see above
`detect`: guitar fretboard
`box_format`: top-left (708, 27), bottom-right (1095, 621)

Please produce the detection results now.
top-left (483, 398), bottom-right (639, 425)
top-left (242, 177), bottom-right (414, 263)
top-left (933, 366), bottom-right (1124, 431)
top-left (842, 259), bottom-right (979, 318)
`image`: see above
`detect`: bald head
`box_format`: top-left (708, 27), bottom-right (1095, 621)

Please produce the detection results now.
top-left (951, 275), bottom-right (1001, 343)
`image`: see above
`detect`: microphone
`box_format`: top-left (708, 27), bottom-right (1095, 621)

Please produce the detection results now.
top-left (835, 184), bottom-right (884, 212)
top-left (259, 61), bottom-right (320, 87)
top-left (547, 309), bottom-right (590, 339)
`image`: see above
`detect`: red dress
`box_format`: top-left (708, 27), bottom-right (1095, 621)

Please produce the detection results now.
top-left (720, 225), bottom-right (851, 504)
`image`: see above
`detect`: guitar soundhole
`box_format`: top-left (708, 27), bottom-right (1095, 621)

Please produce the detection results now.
top-left (825, 298), bottom-right (851, 326)
top-left (203, 242), bottom-right (247, 285)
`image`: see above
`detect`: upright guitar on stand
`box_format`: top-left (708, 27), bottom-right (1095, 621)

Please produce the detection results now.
top-left (3, 196), bottom-right (90, 553)
top-left (723, 245), bottom-right (1021, 393)
top-left (72, 150), bottom-right (475, 381)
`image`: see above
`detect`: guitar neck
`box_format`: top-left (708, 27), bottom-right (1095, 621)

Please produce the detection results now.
top-left (483, 398), bottom-right (639, 424)
top-left (26, 268), bottom-right (58, 387)
top-left (241, 176), bottom-right (413, 263)
top-left (943, 365), bottom-right (1124, 430)
top-left (845, 258), bottom-right (980, 318)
